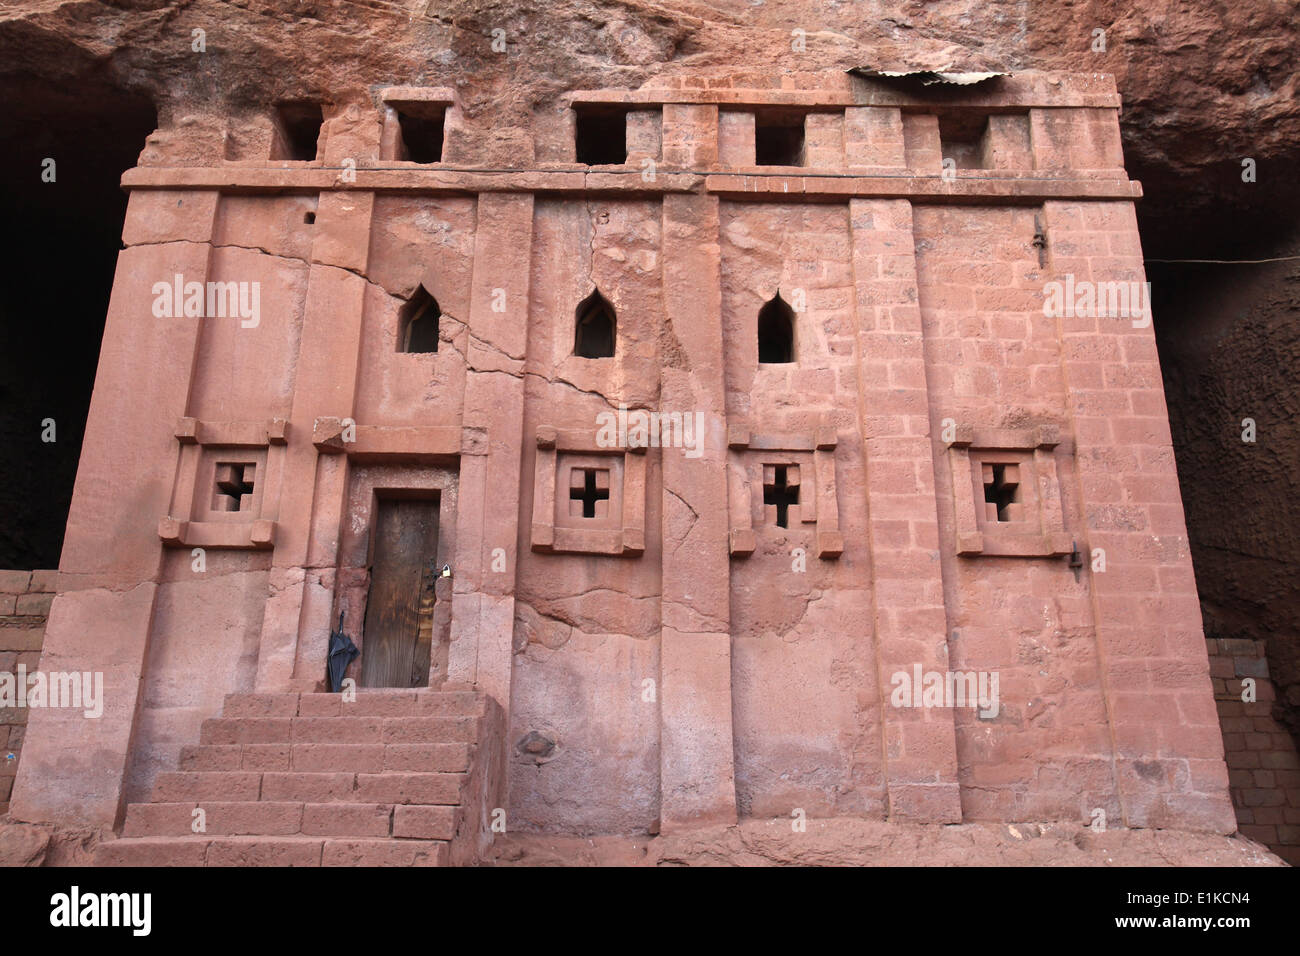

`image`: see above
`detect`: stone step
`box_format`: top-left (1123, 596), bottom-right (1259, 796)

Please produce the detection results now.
top-left (177, 744), bottom-right (293, 772)
top-left (167, 742), bottom-right (473, 778)
top-left (163, 766), bottom-right (468, 804)
top-left (124, 800), bottom-right (459, 839)
top-left (98, 688), bottom-right (500, 867)
top-left (125, 801), bottom-right (305, 837)
top-left (153, 771), bottom-right (262, 802)
top-left (255, 771), bottom-right (467, 804)
top-left (221, 689), bottom-right (485, 720)
top-left (198, 715), bottom-right (480, 746)
top-left (96, 835), bottom-right (449, 867)
top-left (179, 745), bottom-right (241, 771)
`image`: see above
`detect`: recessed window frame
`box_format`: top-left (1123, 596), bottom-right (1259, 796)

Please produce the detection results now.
top-left (573, 106), bottom-right (629, 166)
top-left (399, 286), bottom-right (441, 354)
top-left (757, 292), bottom-right (796, 364)
top-left (574, 287), bottom-right (617, 359)
top-left (379, 87), bottom-right (455, 164)
top-left (270, 101), bottom-right (324, 162)
top-left (754, 109), bottom-right (807, 168)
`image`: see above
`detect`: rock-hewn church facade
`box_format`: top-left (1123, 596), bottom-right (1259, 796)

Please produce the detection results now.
top-left (9, 69), bottom-right (1237, 864)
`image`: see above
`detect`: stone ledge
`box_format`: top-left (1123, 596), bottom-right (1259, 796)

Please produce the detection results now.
top-left (120, 165), bottom-right (1142, 202)
top-left (481, 818), bottom-right (1285, 867)
top-left (3, 817), bottom-right (1282, 868)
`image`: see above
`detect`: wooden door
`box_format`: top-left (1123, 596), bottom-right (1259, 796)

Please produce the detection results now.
top-left (360, 499), bottom-right (439, 688)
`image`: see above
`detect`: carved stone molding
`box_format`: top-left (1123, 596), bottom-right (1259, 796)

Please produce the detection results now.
top-left (727, 421), bottom-right (842, 559)
top-left (945, 424), bottom-right (1072, 558)
top-left (159, 417), bottom-right (286, 550)
top-left (530, 425), bottom-right (647, 557)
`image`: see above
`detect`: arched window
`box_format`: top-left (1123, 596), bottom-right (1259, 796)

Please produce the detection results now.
top-left (758, 293), bottom-right (795, 363)
top-left (574, 288), bottom-right (616, 358)
top-left (400, 285), bottom-right (440, 353)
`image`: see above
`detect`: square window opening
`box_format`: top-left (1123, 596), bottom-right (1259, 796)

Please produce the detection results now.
top-left (937, 112), bottom-right (990, 170)
top-left (755, 113), bottom-right (806, 167)
top-left (763, 464), bottom-right (800, 528)
top-left (574, 109), bottom-right (627, 166)
top-left (271, 102), bottom-right (323, 161)
top-left (394, 104), bottom-right (445, 163)
top-left (980, 460), bottom-right (1027, 524)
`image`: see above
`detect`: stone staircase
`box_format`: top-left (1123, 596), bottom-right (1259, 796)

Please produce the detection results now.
top-left (96, 687), bottom-right (504, 866)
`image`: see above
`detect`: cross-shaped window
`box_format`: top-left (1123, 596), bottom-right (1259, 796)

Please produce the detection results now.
top-left (569, 467), bottom-right (610, 519)
top-left (213, 462), bottom-right (256, 513)
top-left (763, 465), bottom-right (799, 528)
top-left (983, 463), bottom-right (1020, 522)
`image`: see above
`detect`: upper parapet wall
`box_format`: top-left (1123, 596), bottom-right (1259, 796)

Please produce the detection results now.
top-left (570, 70), bottom-right (1122, 109)
top-left (124, 70), bottom-right (1138, 204)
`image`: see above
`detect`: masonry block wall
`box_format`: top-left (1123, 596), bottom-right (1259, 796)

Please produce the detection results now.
top-left (1208, 637), bottom-right (1300, 863)
top-left (9, 70), bottom-right (1239, 839)
top-left (0, 570), bottom-right (54, 815)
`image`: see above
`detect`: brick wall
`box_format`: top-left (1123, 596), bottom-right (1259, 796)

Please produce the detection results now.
top-left (1208, 636), bottom-right (1300, 863)
top-left (0, 570), bottom-right (54, 815)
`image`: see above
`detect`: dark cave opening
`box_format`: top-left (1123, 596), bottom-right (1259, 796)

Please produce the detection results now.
top-left (1140, 180), bottom-right (1300, 765)
top-left (0, 73), bottom-right (157, 569)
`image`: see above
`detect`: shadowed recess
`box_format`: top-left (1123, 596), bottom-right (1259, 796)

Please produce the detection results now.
top-left (0, 71), bottom-right (156, 568)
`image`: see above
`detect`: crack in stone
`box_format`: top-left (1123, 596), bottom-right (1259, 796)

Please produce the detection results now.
top-left (468, 328), bottom-right (525, 364)
top-left (663, 488), bottom-right (698, 555)
top-left (524, 371), bottom-right (618, 408)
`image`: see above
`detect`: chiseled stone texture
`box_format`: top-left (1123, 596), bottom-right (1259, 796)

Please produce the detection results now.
top-left (0, 571), bottom-right (54, 816)
top-left (8, 68), bottom-right (1239, 844)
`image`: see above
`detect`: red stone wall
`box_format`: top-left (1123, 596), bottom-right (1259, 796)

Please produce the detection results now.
top-left (7, 71), bottom-right (1240, 839)
top-left (914, 205), bottom-right (1116, 823)
top-left (1050, 200), bottom-right (1233, 831)
top-left (357, 195), bottom-right (475, 425)
top-left (1208, 636), bottom-right (1300, 864)
top-left (0, 570), bottom-right (54, 815)
top-left (508, 198), bottom-right (667, 834)
top-left (121, 551), bottom-right (269, 805)
top-left (719, 201), bottom-right (885, 818)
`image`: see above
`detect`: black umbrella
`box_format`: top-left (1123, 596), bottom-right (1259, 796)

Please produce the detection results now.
top-left (327, 611), bottom-right (359, 692)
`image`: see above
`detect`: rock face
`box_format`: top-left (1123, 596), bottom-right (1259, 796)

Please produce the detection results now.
top-left (1156, 256), bottom-right (1300, 747)
top-left (1, 1), bottom-right (1297, 862)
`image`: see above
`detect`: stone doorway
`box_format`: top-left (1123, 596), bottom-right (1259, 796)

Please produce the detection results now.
top-left (360, 498), bottom-right (440, 688)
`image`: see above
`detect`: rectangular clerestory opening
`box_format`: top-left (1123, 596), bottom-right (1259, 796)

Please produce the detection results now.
top-left (938, 112), bottom-right (991, 170)
top-left (391, 103), bottom-right (445, 164)
top-left (754, 110), bottom-right (806, 167)
top-left (935, 110), bottom-right (1031, 170)
top-left (271, 102), bottom-right (323, 161)
top-left (574, 107), bottom-right (628, 166)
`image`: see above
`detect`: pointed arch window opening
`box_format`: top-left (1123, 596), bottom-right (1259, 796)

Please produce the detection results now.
top-left (574, 288), bottom-right (616, 359)
top-left (758, 292), bottom-right (795, 364)
top-left (400, 286), bottom-right (441, 353)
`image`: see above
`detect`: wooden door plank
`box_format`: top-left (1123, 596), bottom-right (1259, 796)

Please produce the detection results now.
top-left (360, 499), bottom-right (440, 687)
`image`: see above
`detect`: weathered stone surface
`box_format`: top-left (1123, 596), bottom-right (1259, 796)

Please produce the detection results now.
top-left (6, 0), bottom-right (1287, 862)
top-left (91, 690), bottom-right (502, 866)
top-left (2, 1), bottom-right (1295, 240)
top-left (0, 822), bottom-right (49, 867)
top-left (482, 818), bottom-right (1286, 867)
